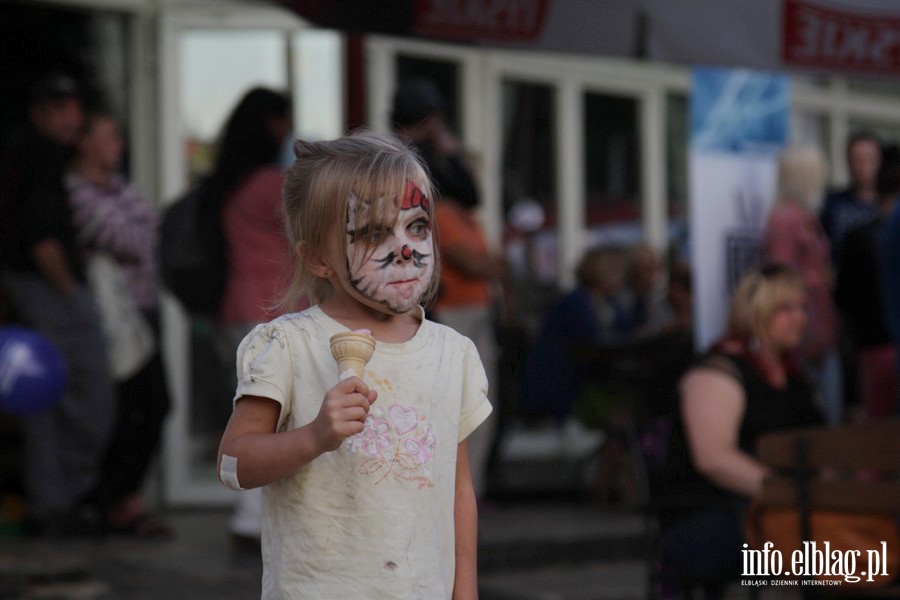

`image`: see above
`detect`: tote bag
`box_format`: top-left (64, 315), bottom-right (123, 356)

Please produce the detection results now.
top-left (86, 252), bottom-right (155, 380)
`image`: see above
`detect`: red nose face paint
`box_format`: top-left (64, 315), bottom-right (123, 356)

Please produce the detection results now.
top-left (401, 245), bottom-right (413, 260)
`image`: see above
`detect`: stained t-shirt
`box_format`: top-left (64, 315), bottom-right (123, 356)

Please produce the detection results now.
top-left (233, 305), bottom-right (492, 599)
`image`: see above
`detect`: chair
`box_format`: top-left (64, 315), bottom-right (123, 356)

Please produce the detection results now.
top-left (751, 418), bottom-right (900, 596)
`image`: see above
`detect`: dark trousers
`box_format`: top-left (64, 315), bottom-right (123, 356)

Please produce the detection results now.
top-left (95, 311), bottom-right (170, 508)
top-left (660, 508), bottom-right (744, 599)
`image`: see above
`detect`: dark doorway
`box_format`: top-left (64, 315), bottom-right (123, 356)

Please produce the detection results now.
top-left (0, 2), bottom-right (128, 148)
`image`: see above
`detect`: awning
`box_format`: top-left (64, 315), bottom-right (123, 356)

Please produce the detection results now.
top-left (274, 0), bottom-right (900, 77)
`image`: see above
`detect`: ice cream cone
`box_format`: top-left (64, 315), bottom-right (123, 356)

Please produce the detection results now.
top-left (329, 330), bottom-right (376, 381)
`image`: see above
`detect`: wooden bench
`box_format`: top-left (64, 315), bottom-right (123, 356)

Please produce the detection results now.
top-left (752, 417), bottom-right (900, 596)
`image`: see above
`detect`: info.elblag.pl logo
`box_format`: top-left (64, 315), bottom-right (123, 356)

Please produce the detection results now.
top-left (741, 541), bottom-right (891, 587)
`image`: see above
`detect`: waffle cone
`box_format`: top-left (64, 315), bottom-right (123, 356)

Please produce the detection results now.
top-left (329, 332), bottom-right (376, 380)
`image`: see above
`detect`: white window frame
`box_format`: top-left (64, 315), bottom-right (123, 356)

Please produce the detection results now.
top-left (368, 39), bottom-right (685, 287)
top-left (369, 36), bottom-right (900, 290)
top-left (368, 37), bottom-right (492, 240)
top-left (794, 78), bottom-right (900, 185)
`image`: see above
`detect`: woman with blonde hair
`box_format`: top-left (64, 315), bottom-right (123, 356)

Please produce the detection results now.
top-left (657, 265), bottom-right (823, 598)
top-left (764, 146), bottom-right (842, 424)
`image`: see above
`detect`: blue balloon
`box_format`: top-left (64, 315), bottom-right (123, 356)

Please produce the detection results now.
top-left (0, 326), bottom-right (68, 415)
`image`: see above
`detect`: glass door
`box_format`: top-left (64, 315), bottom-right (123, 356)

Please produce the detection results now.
top-left (159, 4), bottom-right (344, 506)
top-left (583, 90), bottom-right (642, 248)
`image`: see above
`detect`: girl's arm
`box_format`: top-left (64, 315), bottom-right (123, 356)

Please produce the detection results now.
top-left (453, 440), bottom-right (479, 600)
top-left (217, 377), bottom-right (377, 489)
top-left (680, 369), bottom-right (769, 497)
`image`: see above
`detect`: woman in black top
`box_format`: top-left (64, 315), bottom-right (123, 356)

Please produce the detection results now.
top-left (658, 264), bottom-right (824, 598)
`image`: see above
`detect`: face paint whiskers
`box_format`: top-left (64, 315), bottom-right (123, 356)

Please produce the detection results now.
top-left (371, 245), bottom-right (431, 270)
top-left (409, 248), bottom-right (430, 268)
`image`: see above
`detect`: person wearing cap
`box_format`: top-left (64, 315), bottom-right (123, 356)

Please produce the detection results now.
top-left (392, 79), bottom-right (505, 499)
top-left (0, 73), bottom-right (116, 536)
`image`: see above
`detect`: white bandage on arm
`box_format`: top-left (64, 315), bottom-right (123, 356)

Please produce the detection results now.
top-left (220, 454), bottom-right (244, 491)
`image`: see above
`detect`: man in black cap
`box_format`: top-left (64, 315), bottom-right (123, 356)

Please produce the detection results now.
top-left (0, 73), bottom-right (115, 536)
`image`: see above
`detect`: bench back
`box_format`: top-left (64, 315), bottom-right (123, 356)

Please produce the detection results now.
top-left (756, 418), bottom-right (900, 514)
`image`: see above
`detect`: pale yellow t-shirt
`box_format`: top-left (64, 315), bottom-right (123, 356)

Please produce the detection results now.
top-left (233, 305), bottom-right (492, 599)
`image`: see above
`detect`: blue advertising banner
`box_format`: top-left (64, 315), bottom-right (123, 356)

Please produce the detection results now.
top-left (690, 67), bottom-right (790, 350)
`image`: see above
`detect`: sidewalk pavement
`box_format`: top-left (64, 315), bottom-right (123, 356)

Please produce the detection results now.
top-left (0, 502), bottom-right (769, 599)
top-left (0, 511), bottom-right (261, 599)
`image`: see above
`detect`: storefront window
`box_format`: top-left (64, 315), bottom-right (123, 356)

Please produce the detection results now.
top-left (502, 81), bottom-right (555, 222)
top-left (179, 29), bottom-right (289, 472)
top-left (666, 93), bottom-right (689, 219)
top-left (791, 111), bottom-right (830, 150)
top-left (292, 30), bottom-right (344, 141)
top-left (583, 91), bottom-right (640, 227)
top-left (847, 79), bottom-right (900, 97)
top-left (665, 93), bottom-right (690, 258)
top-left (0, 5), bottom-right (130, 162)
top-left (501, 80), bottom-right (557, 327)
top-left (179, 31), bottom-right (288, 182)
top-left (395, 55), bottom-right (460, 133)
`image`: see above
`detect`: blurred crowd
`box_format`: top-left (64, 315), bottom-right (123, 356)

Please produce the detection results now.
top-left (0, 74), bottom-right (169, 539)
top-left (1, 64), bottom-right (900, 599)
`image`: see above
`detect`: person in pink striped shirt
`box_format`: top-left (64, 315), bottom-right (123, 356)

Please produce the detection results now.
top-left (67, 109), bottom-right (171, 538)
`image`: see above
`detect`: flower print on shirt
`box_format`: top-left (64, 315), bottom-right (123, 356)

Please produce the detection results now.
top-left (404, 426), bottom-right (436, 465)
top-left (355, 415), bottom-right (391, 457)
top-left (345, 402), bottom-right (435, 489)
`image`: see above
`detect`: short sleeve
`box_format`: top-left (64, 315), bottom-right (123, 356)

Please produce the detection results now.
top-left (234, 321), bottom-right (294, 427)
top-left (693, 352), bottom-right (743, 384)
top-left (458, 337), bottom-right (493, 442)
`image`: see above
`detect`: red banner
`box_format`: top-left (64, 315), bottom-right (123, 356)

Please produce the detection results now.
top-left (783, 0), bottom-right (900, 74)
top-left (412, 0), bottom-right (550, 42)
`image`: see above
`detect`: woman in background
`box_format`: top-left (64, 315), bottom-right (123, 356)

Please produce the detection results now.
top-left (658, 265), bottom-right (823, 598)
top-left (764, 147), bottom-right (842, 424)
top-left (67, 109), bottom-right (170, 537)
top-left (206, 87), bottom-right (302, 548)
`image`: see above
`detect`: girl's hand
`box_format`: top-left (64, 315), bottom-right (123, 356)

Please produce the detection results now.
top-left (312, 377), bottom-right (378, 453)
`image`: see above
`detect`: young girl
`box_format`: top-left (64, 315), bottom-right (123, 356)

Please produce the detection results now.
top-left (217, 131), bottom-right (491, 599)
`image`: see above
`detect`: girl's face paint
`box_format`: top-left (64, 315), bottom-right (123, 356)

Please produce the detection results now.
top-left (345, 182), bottom-right (434, 314)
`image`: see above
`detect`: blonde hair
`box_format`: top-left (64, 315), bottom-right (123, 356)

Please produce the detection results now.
top-left (279, 130), bottom-right (440, 309)
top-left (725, 264), bottom-right (806, 342)
top-left (775, 146), bottom-right (829, 213)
